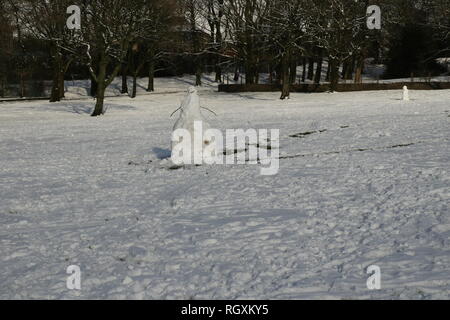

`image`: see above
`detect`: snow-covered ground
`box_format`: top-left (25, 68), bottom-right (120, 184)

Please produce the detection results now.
top-left (0, 79), bottom-right (449, 299)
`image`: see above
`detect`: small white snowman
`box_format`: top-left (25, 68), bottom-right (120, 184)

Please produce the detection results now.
top-left (402, 85), bottom-right (410, 101)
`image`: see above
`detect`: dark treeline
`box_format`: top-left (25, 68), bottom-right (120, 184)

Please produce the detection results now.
top-left (0, 0), bottom-right (449, 115)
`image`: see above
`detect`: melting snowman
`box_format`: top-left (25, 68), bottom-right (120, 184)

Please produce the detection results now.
top-left (171, 86), bottom-right (217, 165)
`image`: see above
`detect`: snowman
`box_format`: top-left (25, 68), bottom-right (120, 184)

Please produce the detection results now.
top-left (171, 86), bottom-right (217, 165)
top-left (402, 85), bottom-right (410, 101)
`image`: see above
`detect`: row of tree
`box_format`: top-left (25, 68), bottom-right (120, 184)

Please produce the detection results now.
top-left (0, 0), bottom-right (449, 115)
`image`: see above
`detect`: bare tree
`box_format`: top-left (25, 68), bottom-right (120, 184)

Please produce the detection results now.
top-left (198, 0), bottom-right (226, 82)
top-left (424, 0), bottom-right (450, 56)
top-left (73, 0), bottom-right (156, 116)
top-left (0, 0), bottom-right (14, 97)
top-left (143, 0), bottom-right (177, 92)
top-left (308, 0), bottom-right (371, 90)
top-left (12, 0), bottom-right (79, 102)
top-left (264, 0), bottom-right (310, 99)
top-left (223, 0), bottom-right (271, 84)
top-left (178, 0), bottom-right (206, 86)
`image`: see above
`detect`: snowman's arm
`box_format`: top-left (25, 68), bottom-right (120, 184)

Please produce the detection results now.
top-left (201, 107), bottom-right (217, 116)
top-left (170, 107), bottom-right (182, 117)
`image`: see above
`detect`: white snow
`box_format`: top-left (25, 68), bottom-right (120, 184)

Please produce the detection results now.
top-left (0, 79), bottom-right (449, 299)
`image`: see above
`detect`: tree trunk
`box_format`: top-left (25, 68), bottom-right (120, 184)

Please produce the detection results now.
top-left (245, 62), bottom-right (254, 85)
top-left (268, 63), bottom-right (273, 84)
top-left (314, 56), bottom-right (323, 84)
top-left (329, 58), bottom-right (340, 92)
top-left (190, 7), bottom-right (202, 87)
top-left (275, 63), bottom-right (282, 85)
top-left (354, 54), bottom-right (364, 84)
top-left (301, 58), bottom-right (307, 82)
top-left (92, 81), bottom-right (105, 117)
top-left (59, 71), bottom-right (65, 98)
top-left (341, 61), bottom-right (348, 79)
top-left (19, 72), bottom-right (25, 98)
top-left (325, 60), bottom-right (331, 82)
top-left (91, 60), bottom-right (107, 117)
top-left (50, 45), bottom-right (62, 102)
top-left (280, 51), bottom-right (290, 100)
top-left (131, 74), bottom-right (137, 98)
top-left (214, 50), bottom-right (222, 82)
top-left (344, 56), bottom-right (355, 80)
top-left (214, 0), bottom-right (223, 82)
top-left (233, 65), bottom-right (239, 82)
top-left (307, 58), bottom-right (315, 80)
top-left (50, 67), bottom-right (61, 102)
top-left (289, 58), bottom-right (297, 84)
top-left (244, 23), bottom-right (255, 85)
top-left (121, 64), bottom-right (128, 94)
top-left (0, 75), bottom-right (5, 97)
top-left (147, 58), bottom-right (154, 92)
top-left (215, 64), bottom-right (222, 83)
top-left (50, 69), bottom-right (65, 102)
top-left (195, 60), bottom-right (202, 86)
top-left (90, 74), bottom-right (98, 97)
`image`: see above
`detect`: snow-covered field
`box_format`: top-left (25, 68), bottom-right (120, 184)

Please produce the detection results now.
top-left (1, 78), bottom-right (449, 299)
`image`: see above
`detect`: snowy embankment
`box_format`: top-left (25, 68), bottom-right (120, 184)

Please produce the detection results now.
top-left (0, 82), bottom-right (449, 299)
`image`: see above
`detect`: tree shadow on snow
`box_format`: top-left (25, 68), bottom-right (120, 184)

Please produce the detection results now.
top-left (26, 102), bottom-right (136, 115)
top-left (229, 93), bottom-right (276, 101)
top-left (71, 103), bottom-right (136, 114)
top-left (71, 104), bottom-right (93, 114)
top-left (152, 147), bottom-right (171, 160)
top-left (26, 103), bottom-right (92, 114)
